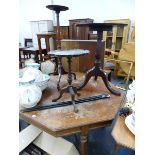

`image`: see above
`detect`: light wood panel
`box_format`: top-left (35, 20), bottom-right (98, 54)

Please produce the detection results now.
top-left (103, 19), bottom-right (131, 52)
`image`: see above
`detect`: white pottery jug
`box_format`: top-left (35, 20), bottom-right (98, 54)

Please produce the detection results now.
top-left (19, 76), bottom-right (42, 108)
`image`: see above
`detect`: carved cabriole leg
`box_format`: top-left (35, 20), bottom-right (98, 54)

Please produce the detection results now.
top-left (99, 69), bottom-right (121, 96)
top-left (78, 66), bottom-right (120, 95)
top-left (77, 67), bottom-right (95, 90)
top-left (52, 86), bottom-right (67, 102)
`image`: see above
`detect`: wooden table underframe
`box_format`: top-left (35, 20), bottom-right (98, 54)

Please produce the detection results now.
top-left (20, 73), bottom-right (124, 155)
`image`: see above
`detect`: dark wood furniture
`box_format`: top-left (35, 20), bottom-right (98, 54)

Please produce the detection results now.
top-left (46, 5), bottom-right (76, 91)
top-left (19, 46), bottom-right (46, 68)
top-left (76, 23), bottom-right (123, 96)
top-left (46, 5), bottom-right (69, 50)
top-left (20, 73), bottom-right (124, 155)
top-left (52, 50), bottom-right (89, 113)
top-left (61, 39), bottom-right (103, 72)
top-left (88, 33), bottom-right (97, 40)
top-left (37, 32), bottom-right (57, 62)
top-left (112, 115), bottom-right (135, 152)
top-left (19, 46), bottom-right (26, 68)
top-left (23, 38), bottom-right (33, 59)
top-left (46, 5), bottom-right (69, 76)
top-left (69, 18), bottom-right (94, 39)
top-left (54, 26), bottom-right (70, 39)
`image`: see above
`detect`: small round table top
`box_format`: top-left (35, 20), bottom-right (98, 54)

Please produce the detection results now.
top-left (77, 23), bottom-right (127, 31)
top-left (48, 49), bottom-right (90, 57)
top-left (46, 5), bottom-right (69, 12)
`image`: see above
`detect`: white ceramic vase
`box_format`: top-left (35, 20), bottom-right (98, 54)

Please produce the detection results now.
top-left (19, 77), bottom-right (42, 108)
top-left (41, 60), bottom-right (55, 75)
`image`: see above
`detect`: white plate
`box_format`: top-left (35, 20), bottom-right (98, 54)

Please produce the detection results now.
top-left (125, 114), bottom-right (135, 135)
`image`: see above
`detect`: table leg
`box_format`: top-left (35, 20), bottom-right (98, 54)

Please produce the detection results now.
top-left (125, 62), bottom-right (134, 88)
top-left (77, 66), bottom-right (121, 96)
top-left (112, 143), bottom-right (121, 155)
top-left (19, 50), bottom-right (22, 68)
top-left (35, 51), bottom-right (39, 63)
top-left (80, 127), bottom-right (89, 155)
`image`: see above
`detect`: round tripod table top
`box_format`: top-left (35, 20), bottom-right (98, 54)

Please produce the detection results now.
top-left (48, 49), bottom-right (89, 57)
top-left (77, 23), bottom-right (127, 31)
top-left (46, 5), bottom-right (69, 12)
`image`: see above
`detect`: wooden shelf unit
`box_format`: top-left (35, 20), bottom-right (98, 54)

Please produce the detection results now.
top-left (103, 19), bottom-right (131, 52)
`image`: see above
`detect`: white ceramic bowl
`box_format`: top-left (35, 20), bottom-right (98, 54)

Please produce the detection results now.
top-left (35, 74), bottom-right (50, 91)
top-left (23, 67), bottom-right (43, 82)
top-left (25, 62), bottom-right (40, 69)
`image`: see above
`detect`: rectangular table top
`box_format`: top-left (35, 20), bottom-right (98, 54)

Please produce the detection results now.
top-left (20, 73), bottom-right (124, 136)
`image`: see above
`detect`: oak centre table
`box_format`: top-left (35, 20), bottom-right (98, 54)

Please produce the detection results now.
top-left (20, 73), bottom-right (124, 155)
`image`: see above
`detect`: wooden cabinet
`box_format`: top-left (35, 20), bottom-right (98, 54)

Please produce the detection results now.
top-left (54, 26), bottom-right (70, 39)
top-left (61, 39), bottom-right (104, 72)
top-left (69, 18), bottom-right (94, 40)
top-left (103, 19), bottom-right (131, 52)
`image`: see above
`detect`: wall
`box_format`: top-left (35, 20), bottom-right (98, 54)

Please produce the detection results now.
top-left (19, 0), bottom-right (135, 44)
top-left (19, 0), bottom-right (53, 45)
top-left (52, 0), bottom-right (135, 25)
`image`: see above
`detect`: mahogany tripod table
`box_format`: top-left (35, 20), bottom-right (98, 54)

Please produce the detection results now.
top-left (46, 5), bottom-right (76, 90)
top-left (76, 23), bottom-right (126, 96)
top-left (51, 49), bottom-right (89, 112)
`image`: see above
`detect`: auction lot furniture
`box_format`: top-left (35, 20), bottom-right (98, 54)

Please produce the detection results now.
top-left (51, 50), bottom-right (89, 108)
top-left (76, 23), bottom-right (125, 96)
top-left (20, 73), bottom-right (124, 155)
top-left (69, 18), bottom-right (94, 40)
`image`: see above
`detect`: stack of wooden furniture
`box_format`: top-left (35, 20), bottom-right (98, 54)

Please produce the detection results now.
top-left (54, 26), bottom-right (70, 39)
top-left (61, 39), bottom-right (103, 73)
top-left (69, 18), bottom-right (94, 39)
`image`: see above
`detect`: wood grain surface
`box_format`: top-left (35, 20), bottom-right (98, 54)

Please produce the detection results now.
top-left (20, 73), bottom-right (124, 137)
